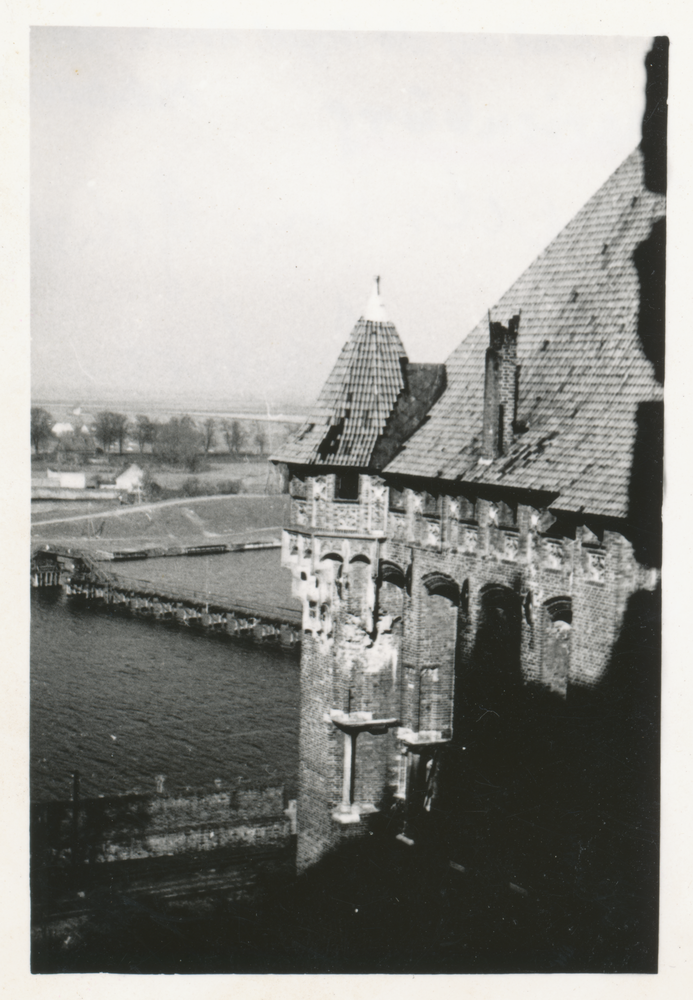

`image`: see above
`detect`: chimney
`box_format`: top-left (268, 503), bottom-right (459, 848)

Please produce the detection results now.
top-left (482, 313), bottom-right (520, 459)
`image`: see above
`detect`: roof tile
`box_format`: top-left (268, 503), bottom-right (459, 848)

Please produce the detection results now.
top-left (385, 148), bottom-right (664, 519)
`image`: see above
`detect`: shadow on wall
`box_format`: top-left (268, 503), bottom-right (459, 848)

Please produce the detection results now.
top-left (626, 38), bottom-right (667, 570)
top-left (628, 400), bottom-right (663, 568)
top-left (465, 583), bottom-right (523, 708)
top-left (632, 218), bottom-right (666, 388)
top-left (432, 582), bottom-right (661, 972)
top-left (641, 37), bottom-right (668, 198)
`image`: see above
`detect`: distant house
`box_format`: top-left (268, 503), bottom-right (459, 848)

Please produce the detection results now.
top-left (115, 464), bottom-right (144, 494)
top-left (46, 469), bottom-right (86, 489)
top-left (51, 422), bottom-right (74, 438)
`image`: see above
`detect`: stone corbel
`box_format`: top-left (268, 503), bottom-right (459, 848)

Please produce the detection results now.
top-left (329, 710), bottom-right (400, 824)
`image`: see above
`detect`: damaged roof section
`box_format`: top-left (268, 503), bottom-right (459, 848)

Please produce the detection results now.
top-left (385, 147), bottom-right (665, 520)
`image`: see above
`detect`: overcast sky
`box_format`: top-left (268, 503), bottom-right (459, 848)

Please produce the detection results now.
top-left (31, 29), bottom-right (651, 410)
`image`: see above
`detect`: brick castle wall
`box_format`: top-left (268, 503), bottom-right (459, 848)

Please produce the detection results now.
top-left (288, 476), bottom-right (656, 870)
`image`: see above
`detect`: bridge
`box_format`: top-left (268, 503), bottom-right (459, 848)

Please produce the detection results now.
top-left (31, 544), bottom-right (302, 649)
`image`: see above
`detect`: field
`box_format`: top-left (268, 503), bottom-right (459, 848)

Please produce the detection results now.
top-left (31, 494), bottom-right (291, 549)
top-left (32, 454), bottom-right (283, 497)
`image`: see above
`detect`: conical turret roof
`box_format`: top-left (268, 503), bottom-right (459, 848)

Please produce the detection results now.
top-left (276, 279), bottom-right (408, 468)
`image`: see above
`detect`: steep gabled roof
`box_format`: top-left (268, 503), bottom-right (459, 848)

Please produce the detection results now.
top-left (274, 281), bottom-right (409, 468)
top-left (385, 148), bottom-right (665, 520)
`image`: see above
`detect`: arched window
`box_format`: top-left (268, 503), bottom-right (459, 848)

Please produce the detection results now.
top-left (456, 495), bottom-right (477, 523)
top-left (319, 553), bottom-right (343, 599)
top-left (380, 560), bottom-right (406, 589)
top-left (422, 572), bottom-right (460, 606)
top-left (378, 561), bottom-right (406, 630)
top-left (542, 597), bottom-right (572, 698)
top-left (347, 554), bottom-right (371, 616)
top-left (422, 492), bottom-right (440, 517)
top-left (470, 584), bottom-right (523, 704)
top-left (418, 573), bottom-right (460, 734)
top-left (496, 501), bottom-right (517, 528)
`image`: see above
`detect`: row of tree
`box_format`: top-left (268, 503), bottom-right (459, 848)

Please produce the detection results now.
top-left (31, 408), bottom-right (270, 466)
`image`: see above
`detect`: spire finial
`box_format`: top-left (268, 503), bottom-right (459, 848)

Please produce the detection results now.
top-left (364, 276), bottom-right (388, 322)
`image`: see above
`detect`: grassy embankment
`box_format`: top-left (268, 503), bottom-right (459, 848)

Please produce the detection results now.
top-left (32, 494), bottom-right (297, 609)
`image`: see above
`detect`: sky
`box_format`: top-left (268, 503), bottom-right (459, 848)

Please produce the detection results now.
top-left (31, 29), bottom-right (651, 410)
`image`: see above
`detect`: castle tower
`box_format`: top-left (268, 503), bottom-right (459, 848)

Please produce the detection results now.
top-left (273, 279), bottom-right (446, 869)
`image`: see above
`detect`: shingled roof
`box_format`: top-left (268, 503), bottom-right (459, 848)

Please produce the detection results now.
top-left (385, 148), bottom-right (665, 520)
top-left (275, 280), bottom-right (409, 468)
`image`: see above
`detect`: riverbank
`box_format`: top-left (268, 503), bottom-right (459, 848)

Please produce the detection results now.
top-left (32, 783), bottom-right (293, 866)
top-left (31, 492), bottom-right (290, 538)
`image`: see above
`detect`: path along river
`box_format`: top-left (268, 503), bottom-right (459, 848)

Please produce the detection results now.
top-left (31, 551), bottom-right (301, 803)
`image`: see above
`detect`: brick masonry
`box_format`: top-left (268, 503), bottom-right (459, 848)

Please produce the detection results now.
top-left (282, 474), bottom-right (658, 869)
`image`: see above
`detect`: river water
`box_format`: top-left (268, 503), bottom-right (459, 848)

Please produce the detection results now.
top-left (31, 588), bottom-right (300, 803)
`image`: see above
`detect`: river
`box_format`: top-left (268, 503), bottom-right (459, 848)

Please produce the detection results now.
top-left (31, 587), bottom-right (300, 803)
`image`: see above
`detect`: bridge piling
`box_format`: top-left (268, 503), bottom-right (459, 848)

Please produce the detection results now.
top-left (31, 546), bottom-right (302, 649)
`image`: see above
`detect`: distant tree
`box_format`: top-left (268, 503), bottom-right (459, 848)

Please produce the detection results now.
top-left (222, 419), bottom-right (245, 456)
top-left (152, 415), bottom-right (204, 471)
top-left (255, 423), bottom-right (268, 455)
top-left (202, 417), bottom-right (216, 455)
top-left (215, 479), bottom-right (242, 495)
top-left (113, 413), bottom-right (130, 455)
top-left (94, 412), bottom-right (115, 452)
top-left (135, 414), bottom-right (158, 453)
top-left (140, 468), bottom-right (164, 501)
top-left (95, 411), bottom-right (129, 454)
top-left (31, 407), bottom-right (54, 455)
top-left (181, 477), bottom-right (203, 497)
top-left (57, 429), bottom-right (95, 461)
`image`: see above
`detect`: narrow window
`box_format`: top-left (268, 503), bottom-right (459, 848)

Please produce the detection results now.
top-left (336, 472), bottom-right (359, 501)
top-left (389, 487), bottom-right (405, 512)
top-left (458, 495), bottom-right (477, 523)
top-left (289, 474), bottom-right (307, 499)
top-left (542, 599), bottom-right (572, 698)
top-left (423, 492), bottom-right (440, 517)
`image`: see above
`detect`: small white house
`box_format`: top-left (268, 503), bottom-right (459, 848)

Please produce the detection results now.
top-left (46, 469), bottom-right (87, 489)
top-left (51, 422), bottom-right (75, 438)
top-left (115, 463), bottom-right (144, 493)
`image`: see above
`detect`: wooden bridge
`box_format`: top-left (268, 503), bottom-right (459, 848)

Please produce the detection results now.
top-left (31, 545), bottom-right (302, 649)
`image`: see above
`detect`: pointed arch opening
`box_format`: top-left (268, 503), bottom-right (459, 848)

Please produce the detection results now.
top-left (422, 572), bottom-right (460, 606)
top-left (410, 572), bottom-right (460, 736)
top-left (541, 596), bottom-right (572, 698)
top-left (347, 554), bottom-right (372, 617)
top-left (380, 559), bottom-right (406, 589)
top-left (469, 584), bottom-right (523, 706)
top-left (378, 560), bottom-right (406, 628)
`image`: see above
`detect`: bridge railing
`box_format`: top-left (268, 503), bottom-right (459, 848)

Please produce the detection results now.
top-left (80, 569), bottom-right (301, 624)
